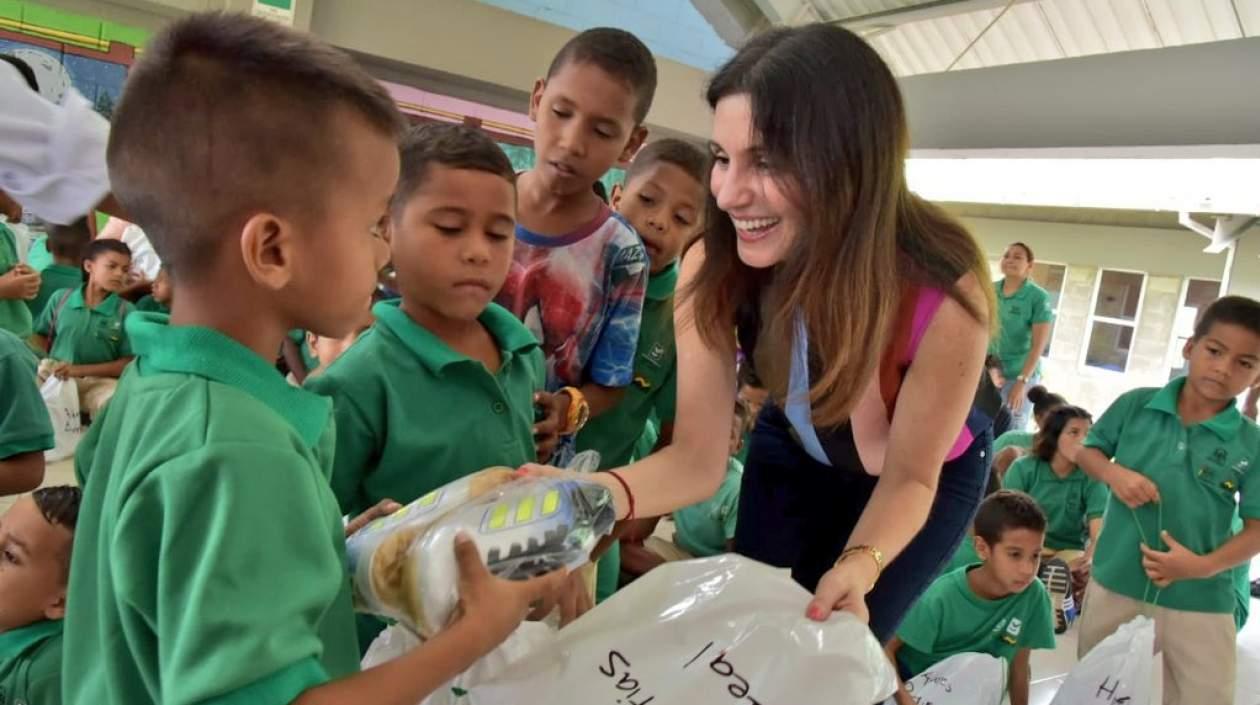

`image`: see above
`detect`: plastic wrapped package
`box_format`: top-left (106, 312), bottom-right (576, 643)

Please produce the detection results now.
top-left (1049, 616), bottom-right (1154, 705)
top-left (468, 555), bottom-right (899, 705)
top-left (888, 652), bottom-right (1006, 705)
top-left (346, 469), bottom-right (616, 637)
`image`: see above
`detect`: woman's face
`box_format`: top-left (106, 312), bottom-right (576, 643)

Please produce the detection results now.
top-left (709, 94), bottom-right (801, 269)
top-left (1000, 245), bottom-right (1032, 280)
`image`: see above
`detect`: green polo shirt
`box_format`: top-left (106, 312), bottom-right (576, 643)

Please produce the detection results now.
top-left (34, 288), bottom-right (133, 365)
top-left (287, 329), bottom-right (319, 373)
top-left (1085, 377), bottom-right (1260, 614)
top-left (896, 567), bottom-right (1056, 680)
top-left (944, 535), bottom-right (982, 574)
top-left (0, 329), bottom-right (53, 460)
top-left (0, 620), bottom-right (63, 705)
top-left (990, 279), bottom-right (1054, 379)
top-left (306, 300), bottom-right (543, 518)
top-left (63, 315), bottom-right (360, 705)
top-left (133, 295), bottom-right (169, 315)
top-left (26, 236), bottom-right (52, 274)
top-left (576, 262), bottom-right (679, 469)
top-left (0, 222), bottom-right (34, 340)
top-left (993, 430), bottom-right (1035, 456)
top-left (674, 457), bottom-right (743, 557)
top-left (27, 264), bottom-right (83, 320)
top-left (1003, 456), bottom-right (1108, 551)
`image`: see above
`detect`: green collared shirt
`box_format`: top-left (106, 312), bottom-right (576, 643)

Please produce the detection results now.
top-left (1004, 456), bottom-right (1109, 551)
top-left (1085, 377), bottom-right (1260, 613)
top-left (34, 288), bottom-right (133, 365)
top-left (576, 262), bottom-right (679, 469)
top-left (990, 278), bottom-right (1054, 379)
top-left (64, 314), bottom-right (359, 705)
top-left (0, 329), bottom-right (53, 459)
top-left (133, 296), bottom-right (169, 316)
top-left (306, 300), bottom-right (544, 517)
top-left (26, 265), bottom-right (82, 320)
top-left (0, 223), bottom-right (33, 340)
top-left (0, 620), bottom-right (63, 705)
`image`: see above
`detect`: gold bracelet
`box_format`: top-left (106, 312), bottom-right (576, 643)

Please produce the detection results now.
top-left (836, 545), bottom-right (884, 592)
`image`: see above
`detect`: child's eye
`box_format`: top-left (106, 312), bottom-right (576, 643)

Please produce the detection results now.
top-left (712, 155), bottom-right (730, 168)
top-left (674, 214), bottom-right (692, 226)
top-left (2, 549), bottom-right (17, 564)
top-left (435, 225), bottom-right (461, 235)
top-left (489, 230), bottom-right (512, 241)
top-left (637, 194), bottom-right (654, 206)
top-left (595, 127), bottom-right (616, 139)
top-left (551, 108), bottom-right (571, 119)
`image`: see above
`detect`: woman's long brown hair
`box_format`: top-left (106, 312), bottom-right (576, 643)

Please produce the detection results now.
top-left (684, 24), bottom-right (994, 428)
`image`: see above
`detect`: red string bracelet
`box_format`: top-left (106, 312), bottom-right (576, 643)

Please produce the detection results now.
top-left (606, 470), bottom-right (635, 521)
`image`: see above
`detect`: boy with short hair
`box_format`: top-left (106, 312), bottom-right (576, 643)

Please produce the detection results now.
top-left (27, 218), bottom-right (88, 318)
top-left (134, 267), bottom-right (171, 315)
top-left (0, 216), bottom-right (39, 340)
top-left (495, 27), bottom-right (657, 463)
top-left (1076, 295), bottom-right (1260, 705)
top-left (886, 490), bottom-right (1056, 705)
top-left (32, 239), bottom-right (136, 418)
top-left (64, 14), bottom-right (565, 705)
top-left (0, 485), bottom-right (82, 705)
top-left (0, 329), bottom-right (52, 496)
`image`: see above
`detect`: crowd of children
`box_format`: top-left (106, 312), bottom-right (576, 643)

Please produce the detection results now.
top-left (0, 10), bottom-right (1258, 705)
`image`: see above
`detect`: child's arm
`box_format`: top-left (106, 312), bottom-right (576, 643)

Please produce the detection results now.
top-left (882, 638), bottom-right (917, 705)
top-left (1141, 520), bottom-right (1260, 588)
top-left (29, 333), bottom-right (48, 353)
top-left (0, 451), bottom-right (45, 495)
top-left (1009, 648), bottom-right (1032, 705)
top-left (293, 536), bottom-right (568, 705)
top-left (1077, 447), bottom-right (1160, 509)
top-left (64, 356), bottom-right (133, 379)
top-left (0, 264), bottom-right (40, 301)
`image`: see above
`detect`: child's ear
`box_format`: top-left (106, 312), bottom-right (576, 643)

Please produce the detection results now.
top-left (1182, 336), bottom-right (1195, 362)
top-left (528, 78), bottom-right (546, 123)
top-left (974, 535), bottom-right (992, 562)
top-left (610, 183), bottom-right (624, 209)
top-left (44, 587), bottom-right (67, 621)
top-left (619, 127), bottom-right (648, 163)
top-left (239, 212), bottom-right (295, 291)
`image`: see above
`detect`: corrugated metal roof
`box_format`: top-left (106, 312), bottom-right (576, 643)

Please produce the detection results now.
top-left (829, 0), bottom-right (1260, 75)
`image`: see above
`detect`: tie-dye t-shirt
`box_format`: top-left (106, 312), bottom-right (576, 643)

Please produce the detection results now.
top-left (496, 204), bottom-right (648, 392)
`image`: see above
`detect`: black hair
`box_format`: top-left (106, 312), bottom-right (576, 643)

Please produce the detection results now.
top-left (1193, 295), bottom-right (1260, 340)
top-left (1032, 405), bottom-right (1093, 462)
top-left (974, 490), bottom-right (1046, 546)
top-left (546, 27), bottom-right (657, 124)
top-left (1, 54), bottom-right (39, 92)
top-left (48, 218), bottom-right (92, 260)
top-left (82, 239), bottom-right (131, 280)
top-left (1027, 385), bottom-right (1067, 422)
top-left (107, 12), bottom-right (405, 281)
top-left (1008, 242), bottom-right (1035, 262)
top-left (592, 181), bottom-right (609, 204)
top-left (625, 138), bottom-right (709, 190)
top-left (391, 123), bottom-right (515, 219)
top-left (31, 485), bottom-right (82, 578)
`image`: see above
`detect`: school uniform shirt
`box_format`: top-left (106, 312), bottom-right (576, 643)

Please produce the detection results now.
top-left (495, 203), bottom-right (648, 392)
top-left (133, 295), bottom-right (169, 316)
top-left (0, 329), bottom-right (53, 460)
top-left (896, 566), bottom-right (1056, 679)
top-left (0, 222), bottom-right (34, 339)
top-left (673, 457), bottom-right (744, 558)
top-left (1084, 376), bottom-right (1260, 614)
top-left (0, 620), bottom-right (63, 705)
top-left (26, 237), bottom-right (52, 274)
top-left (26, 264), bottom-right (81, 319)
top-left (287, 329), bottom-right (319, 372)
top-left (575, 261), bottom-right (678, 469)
top-left (993, 429), bottom-right (1035, 456)
top-left (34, 288), bottom-right (132, 365)
top-left (943, 535), bottom-right (983, 574)
top-left (63, 315), bottom-right (360, 705)
top-left (306, 300), bottom-right (544, 518)
top-left (1003, 456), bottom-right (1109, 551)
top-left (990, 279), bottom-right (1055, 379)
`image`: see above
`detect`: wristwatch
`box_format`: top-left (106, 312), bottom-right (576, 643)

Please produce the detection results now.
top-left (1016, 374), bottom-right (1027, 383)
top-left (557, 386), bottom-right (591, 436)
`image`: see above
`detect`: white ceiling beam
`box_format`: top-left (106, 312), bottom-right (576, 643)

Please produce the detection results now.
top-left (833, 0), bottom-right (1038, 30)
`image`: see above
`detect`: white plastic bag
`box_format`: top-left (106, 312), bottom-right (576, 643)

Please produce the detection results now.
top-left (41, 376), bottom-right (82, 461)
top-left (363, 622), bottom-right (555, 705)
top-left (1050, 616), bottom-right (1154, 705)
top-left (894, 652), bottom-right (1006, 705)
top-left (468, 555), bottom-right (898, 705)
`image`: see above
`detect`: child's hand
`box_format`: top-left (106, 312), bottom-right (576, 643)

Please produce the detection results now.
top-left (50, 362), bottom-right (73, 379)
top-left (1105, 464), bottom-right (1160, 508)
top-left (0, 265), bottom-right (40, 300)
top-left (532, 392), bottom-right (568, 462)
top-left (1141, 530), bottom-right (1209, 588)
top-left (344, 499), bottom-right (403, 538)
top-left (450, 533), bottom-right (569, 653)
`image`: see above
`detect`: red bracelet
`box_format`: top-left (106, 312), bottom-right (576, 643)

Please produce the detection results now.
top-left (606, 470), bottom-right (635, 521)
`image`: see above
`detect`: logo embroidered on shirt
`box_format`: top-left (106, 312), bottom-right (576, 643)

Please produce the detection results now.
top-left (632, 375), bottom-right (651, 390)
top-left (645, 342), bottom-right (667, 366)
top-left (1210, 448), bottom-right (1229, 466)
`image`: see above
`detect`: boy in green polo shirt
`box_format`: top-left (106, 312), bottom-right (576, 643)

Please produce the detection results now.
top-left (27, 219), bottom-right (88, 320)
top-left (1076, 295), bottom-right (1260, 705)
top-left (886, 491), bottom-right (1056, 705)
top-left (0, 218), bottom-right (40, 340)
top-left (0, 486), bottom-right (81, 705)
top-left (0, 329), bottom-right (52, 496)
top-left (133, 267), bottom-right (171, 315)
top-left (63, 14), bottom-right (567, 705)
top-left (572, 139), bottom-right (708, 601)
top-left (32, 239), bottom-right (135, 419)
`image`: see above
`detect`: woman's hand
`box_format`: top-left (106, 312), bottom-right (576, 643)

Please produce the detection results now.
top-left (806, 554), bottom-right (878, 623)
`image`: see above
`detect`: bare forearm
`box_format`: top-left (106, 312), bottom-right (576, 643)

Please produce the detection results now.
top-left (849, 474), bottom-right (937, 567)
top-left (1076, 448), bottom-right (1115, 484)
top-left (75, 357), bottom-right (132, 379)
top-left (1009, 653), bottom-right (1031, 705)
top-left (1020, 324), bottom-right (1051, 378)
top-left (293, 620), bottom-right (488, 705)
top-left (608, 438), bottom-right (728, 519)
top-left (1204, 521), bottom-right (1260, 578)
top-left (1085, 518), bottom-right (1102, 561)
top-left (0, 452), bottom-right (46, 496)
top-left (580, 383), bottom-right (625, 418)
